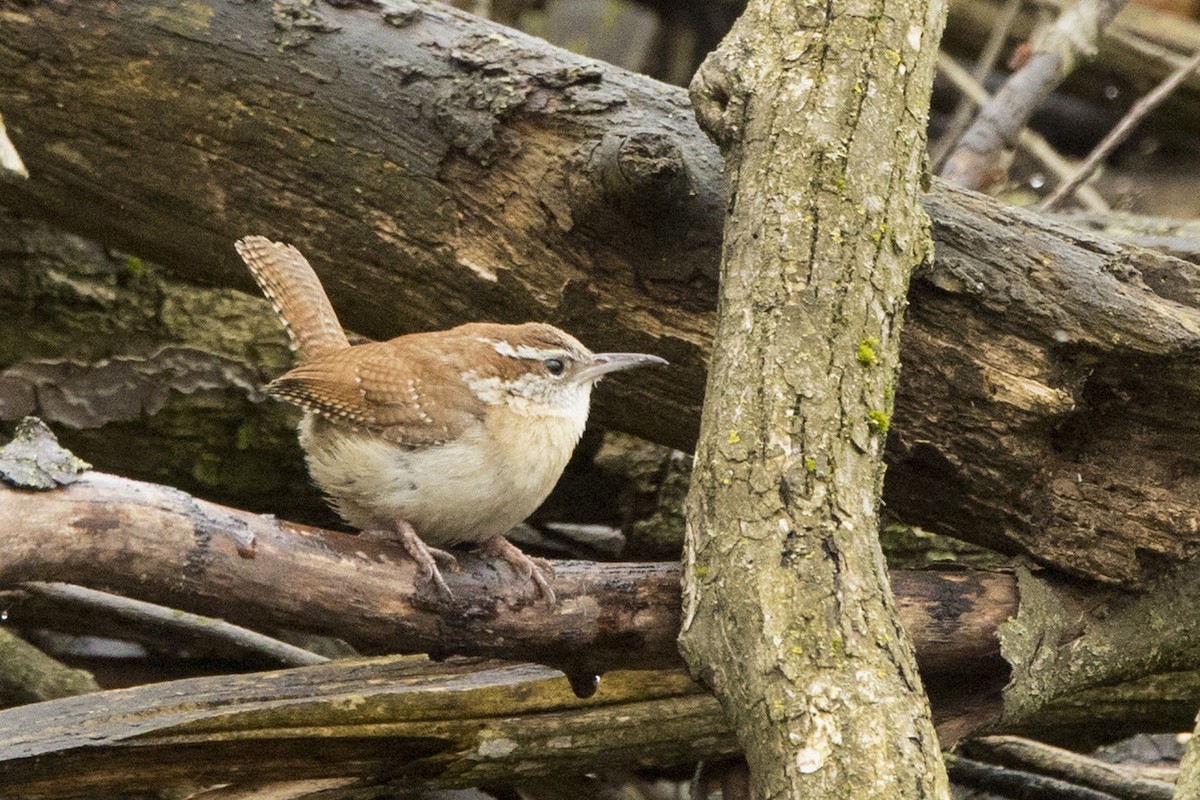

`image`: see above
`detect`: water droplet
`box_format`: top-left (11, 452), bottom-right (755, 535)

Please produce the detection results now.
top-left (1029, 173), bottom-right (1045, 189)
top-left (1105, 85), bottom-right (1120, 100)
top-left (0, 610), bottom-right (8, 621)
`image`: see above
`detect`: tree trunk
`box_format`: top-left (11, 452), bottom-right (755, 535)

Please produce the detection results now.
top-left (677, 0), bottom-right (949, 797)
top-left (3, 2), bottom-right (1200, 590)
top-left (1176, 711), bottom-right (1200, 799)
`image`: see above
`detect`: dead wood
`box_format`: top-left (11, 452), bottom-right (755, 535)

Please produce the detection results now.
top-left (2, 2), bottom-right (1200, 588)
top-left (0, 639), bottom-right (1194, 797)
top-left (941, 0), bottom-right (1131, 191)
top-left (0, 469), bottom-right (1014, 681)
top-left (960, 736), bottom-right (1175, 799)
top-left (945, 0), bottom-right (1200, 137)
top-left (11, 462), bottom-right (1200, 742)
top-left (0, 657), bottom-right (734, 799)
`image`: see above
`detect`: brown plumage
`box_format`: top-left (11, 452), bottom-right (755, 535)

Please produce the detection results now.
top-left (235, 236), bottom-right (666, 602)
top-left (266, 323), bottom-right (589, 447)
top-left (235, 236), bottom-right (349, 362)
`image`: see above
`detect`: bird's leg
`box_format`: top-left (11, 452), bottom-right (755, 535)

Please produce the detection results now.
top-left (481, 536), bottom-right (557, 604)
top-left (360, 527), bottom-right (459, 569)
top-left (386, 520), bottom-right (456, 600)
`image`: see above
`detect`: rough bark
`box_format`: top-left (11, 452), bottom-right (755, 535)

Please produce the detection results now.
top-left (3, 2), bottom-right (1200, 589)
top-left (0, 0), bottom-right (718, 453)
top-left (678, 0), bottom-right (949, 797)
top-left (8, 467), bottom-right (1200, 788)
top-left (0, 468), bottom-right (1014, 686)
top-left (998, 565), bottom-right (1200, 729)
top-left (0, 651), bottom-right (1195, 800)
top-left (0, 209), bottom-right (335, 525)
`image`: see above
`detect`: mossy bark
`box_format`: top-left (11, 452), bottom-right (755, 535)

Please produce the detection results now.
top-left (5, 3), bottom-right (1200, 588)
top-left (0, 628), bottom-right (97, 709)
top-left (0, 657), bottom-right (734, 798)
top-left (0, 211), bottom-right (330, 524)
top-left (677, 0), bottom-right (949, 796)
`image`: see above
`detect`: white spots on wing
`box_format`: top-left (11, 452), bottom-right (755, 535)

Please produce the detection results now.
top-left (400, 377), bottom-right (434, 424)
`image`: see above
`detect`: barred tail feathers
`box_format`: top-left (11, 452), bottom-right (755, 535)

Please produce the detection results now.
top-left (235, 236), bottom-right (351, 363)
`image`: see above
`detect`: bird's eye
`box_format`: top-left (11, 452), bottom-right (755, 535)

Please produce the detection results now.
top-left (544, 358), bottom-right (565, 376)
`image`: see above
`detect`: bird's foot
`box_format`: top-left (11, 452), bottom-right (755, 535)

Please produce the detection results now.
top-left (390, 520), bottom-right (455, 601)
top-left (481, 536), bottom-right (557, 604)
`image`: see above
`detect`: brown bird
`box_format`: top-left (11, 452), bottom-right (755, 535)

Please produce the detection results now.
top-left (235, 236), bottom-right (666, 602)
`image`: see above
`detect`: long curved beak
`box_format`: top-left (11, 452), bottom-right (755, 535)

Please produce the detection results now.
top-left (578, 352), bottom-right (669, 383)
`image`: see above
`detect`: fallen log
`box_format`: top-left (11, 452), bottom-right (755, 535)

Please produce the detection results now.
top-left (2, 1), bottom-right (1199, 587)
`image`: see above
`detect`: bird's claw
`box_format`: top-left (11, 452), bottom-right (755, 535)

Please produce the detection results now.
top-left (482, 536), bottom-right (557, 604)
top-left (392, 521), bottom-right (455, 601)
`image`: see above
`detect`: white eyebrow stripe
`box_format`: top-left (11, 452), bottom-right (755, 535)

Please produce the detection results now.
top-left (482, 338), bottom-right (564, 360)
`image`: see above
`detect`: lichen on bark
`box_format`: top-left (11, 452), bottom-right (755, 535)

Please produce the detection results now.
top-left (679, 0), bottom-right (951, 796)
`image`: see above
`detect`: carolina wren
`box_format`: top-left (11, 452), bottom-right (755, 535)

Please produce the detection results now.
top-left (235, 236), bottom-right (666, 602)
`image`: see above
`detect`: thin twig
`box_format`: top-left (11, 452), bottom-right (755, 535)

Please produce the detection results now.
top-left (21, 582), bottom-right (330, 668)
top-left (946, 754), bottom-right (1127, 800)
top-left (1040, 48), bottom-right (1200, 210)
top-left (961, 736), bottom-right (1175, 800)
top-left (940, 0), bottom-right (1131, 191)
top-left (931, 0), bottom-right (1024, 170)
top-left (0, 112), bottom-right (27, 179)
top-left (936, 52), bottom-right (1110, 211)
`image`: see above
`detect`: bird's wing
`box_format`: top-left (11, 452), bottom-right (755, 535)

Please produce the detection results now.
top-left (267, 339), bottom-right (487, 447)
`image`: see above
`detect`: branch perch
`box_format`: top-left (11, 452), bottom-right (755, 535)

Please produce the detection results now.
top-left (0, 470), bottom-right (1014, 682)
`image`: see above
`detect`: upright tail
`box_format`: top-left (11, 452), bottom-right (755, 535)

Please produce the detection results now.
top-left (235, 236), bottom-right (351, 363)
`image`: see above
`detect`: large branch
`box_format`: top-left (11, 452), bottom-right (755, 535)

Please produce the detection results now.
top-left (2, 1), bottom-right (1200, 588)
top-left (0, 657), bottom-right (735, 799)
top-left (1, 652), bottom-right (1199, 798)
top-left (9, 468), bottom-right (1200, 749)
top-left (0, 469), bottom-right (1013, 684)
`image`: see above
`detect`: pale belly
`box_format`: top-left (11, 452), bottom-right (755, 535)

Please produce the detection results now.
top-left (298, 412), bottom-right (583, 547)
